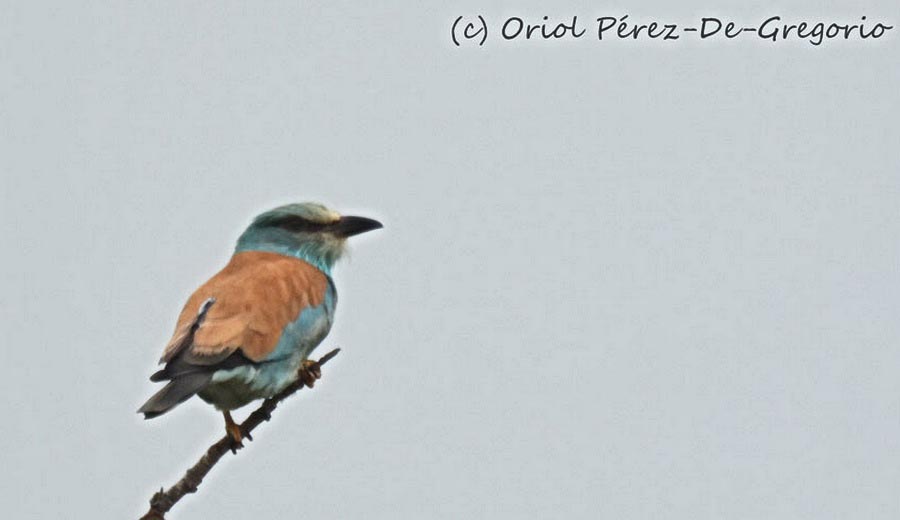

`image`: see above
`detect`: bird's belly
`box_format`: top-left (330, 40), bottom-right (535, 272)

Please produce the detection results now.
top-left (198, 289), bottom-right (334, 411)
top-left (198, 355), bottom-right (303, 410)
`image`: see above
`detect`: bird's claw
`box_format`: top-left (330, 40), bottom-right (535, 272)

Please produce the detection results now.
top-left (226, 423), bottom-right (244, 453)
top-left (299, 359), bottom-right (322, 388)
top-left (223, 411), bottom-right (249, 453)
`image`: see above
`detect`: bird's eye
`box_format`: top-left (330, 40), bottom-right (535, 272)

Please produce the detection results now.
top-left (264, 216), bottom-right (328, 233)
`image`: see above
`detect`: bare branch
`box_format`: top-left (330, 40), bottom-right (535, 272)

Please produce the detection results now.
top-left (139, 348), bottom-right (342, 520)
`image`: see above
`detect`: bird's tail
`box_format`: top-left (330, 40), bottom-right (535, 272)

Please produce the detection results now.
top-left (137, 372), bottom-right (213, 419)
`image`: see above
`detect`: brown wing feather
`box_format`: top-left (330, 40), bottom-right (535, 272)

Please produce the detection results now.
top-left (161, 251), bottom-right (328, 364)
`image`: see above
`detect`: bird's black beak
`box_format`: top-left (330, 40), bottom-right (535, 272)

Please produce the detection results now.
top-left (331, 216), bottom-right (383, 238)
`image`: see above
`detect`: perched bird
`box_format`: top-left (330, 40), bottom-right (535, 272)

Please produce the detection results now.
top-left (138, 202), bottom-right (382, 445)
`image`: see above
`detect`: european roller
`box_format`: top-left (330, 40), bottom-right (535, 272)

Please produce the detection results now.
top-left (138, 202), bottom-right (382, 445)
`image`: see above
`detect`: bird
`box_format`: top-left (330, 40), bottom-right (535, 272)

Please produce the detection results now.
top-left (138, 202), bottom-right (382, 447)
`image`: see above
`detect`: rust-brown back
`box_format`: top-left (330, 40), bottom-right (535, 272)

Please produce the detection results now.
top-left (161, 251), bottom-right (329, 364)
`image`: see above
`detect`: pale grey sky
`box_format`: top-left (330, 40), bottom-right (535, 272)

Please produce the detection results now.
top-left (2, 1), bottom-right (899, 519)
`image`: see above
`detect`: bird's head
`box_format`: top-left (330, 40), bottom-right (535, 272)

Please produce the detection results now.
top-left (235, 202), bottom-right (382, 274)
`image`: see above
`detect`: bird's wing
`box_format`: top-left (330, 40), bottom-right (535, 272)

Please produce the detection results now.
top-left (160, 251), bottom-right (330, 367)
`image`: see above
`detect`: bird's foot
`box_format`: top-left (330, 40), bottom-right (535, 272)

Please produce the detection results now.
top-left (298, 359), bottom-right (322, 389)
top-left (223, 411), bottom-right (249, 453)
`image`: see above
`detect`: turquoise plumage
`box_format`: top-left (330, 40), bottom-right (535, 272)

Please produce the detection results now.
top-left (138, 202), bottom-right (381, 445)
